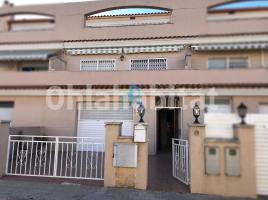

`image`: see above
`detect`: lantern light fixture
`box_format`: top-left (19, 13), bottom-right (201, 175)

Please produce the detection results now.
top-left (137, 102), bottom-right (145, 123)
top-left (193, 102), bottom-right (201, 124)
top-left (237, 102), bottom-right (247, 125)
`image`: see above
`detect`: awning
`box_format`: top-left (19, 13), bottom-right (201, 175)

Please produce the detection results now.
top-left (66, 45), bottom-right (184, 55)
top-left (0, 50), bottom-right (58, 61)
top-left (191, 42), bottom-right (268, 51)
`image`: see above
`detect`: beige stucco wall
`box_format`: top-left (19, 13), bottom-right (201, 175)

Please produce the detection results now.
top-left (63, 50), bottom-right (267, 71)
top-left (189, 124), bottom-right (257, 198)
top-left (0, 95), bottom-right (267, 155)
top-left (0, 0), bottom-right (268, 42)
top-left (64, 52), bottom-right (185, 71)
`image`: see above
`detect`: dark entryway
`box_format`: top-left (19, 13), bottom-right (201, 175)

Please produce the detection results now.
top-left (157, 109), bottom-right (181, 153)
top-left (150, 108), bottom-right (189, 193)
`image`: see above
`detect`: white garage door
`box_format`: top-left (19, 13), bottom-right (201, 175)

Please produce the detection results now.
top-left (0, 102), bottom-right (14, 121)
top-left (259, 104), bottom-right (268, 114)
top-left (252, 112), bottom-right (268, 195)
top-left (77, 103), bottom-right (134, 151)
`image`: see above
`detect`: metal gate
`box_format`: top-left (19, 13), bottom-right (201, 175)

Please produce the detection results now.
top-left (6, 135), bottom-right (104, 180)
top-left (172, 138), bottom-right (190, 185)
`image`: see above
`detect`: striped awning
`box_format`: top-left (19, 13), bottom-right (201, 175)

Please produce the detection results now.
top-left (192, 42), bottom-right (268, 51)
top-left (0, 50), bottom-right (57, 61)
top-left (66, 45), bottom-right (184, 55)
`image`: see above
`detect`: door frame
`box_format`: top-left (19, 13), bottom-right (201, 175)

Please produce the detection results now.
top-left (154, 104), bottom-right (184, 154)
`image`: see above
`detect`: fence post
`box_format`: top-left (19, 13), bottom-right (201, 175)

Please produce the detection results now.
top-left (0, 121), bottom-right (11, 177)
top-left (53, 137), bottom-right (59, 177)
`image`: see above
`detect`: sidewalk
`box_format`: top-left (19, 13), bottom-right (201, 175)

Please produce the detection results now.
top-left (0, 179), bottom-right (267, 200)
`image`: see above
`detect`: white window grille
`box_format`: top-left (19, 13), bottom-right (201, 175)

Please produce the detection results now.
top-left (208, 57), bottom-right (248, 69)
top-left (130, 58), bottom-right (167, 71)
top-left (80, 59), bottom-right (116, 71)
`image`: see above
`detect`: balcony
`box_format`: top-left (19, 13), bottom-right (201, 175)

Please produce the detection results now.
top-left (0, 68), bottom-right (267, 88)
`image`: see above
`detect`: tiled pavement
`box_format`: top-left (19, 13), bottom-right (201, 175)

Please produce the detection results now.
top-left (0, 179), bottom-right (267, 200)
top-left (148, 153), bottom-right (190, 193)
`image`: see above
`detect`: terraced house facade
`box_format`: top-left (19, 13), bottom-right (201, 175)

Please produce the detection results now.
top-left (0, 0), bottom-right (267, 198)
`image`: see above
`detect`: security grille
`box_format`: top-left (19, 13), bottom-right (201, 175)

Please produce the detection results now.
top-left (130, 58), bottom-right (167, 71)
top-left (80, 59), bottom-right (115, 71)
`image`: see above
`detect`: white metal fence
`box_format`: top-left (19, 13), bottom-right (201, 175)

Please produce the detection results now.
top-left (172, 138), bottom-right (190, 185)
top-left (6, 135), bottom-right (104, 180)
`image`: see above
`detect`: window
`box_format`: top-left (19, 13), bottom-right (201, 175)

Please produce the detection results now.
top-left (80, 59), bottom-right (116, 71)
top-left (229, 57), bottom-right (248, 69)
top-left (0, 13), bottom-right (55, 32)
top-left (130, 58), bottom-right (167, 71)
top-left (209, 1), bottom-right (268, 12)
top-left (85, 7), bottom-right (171, 27)
top-left (208, 58), bottom-right (227, 69)
top-left (18, 61), bottom-right (49, 72)
top-left (208, 57), bottom-right (248, 69)
top-left (205, 96), bottom-right (231, 113)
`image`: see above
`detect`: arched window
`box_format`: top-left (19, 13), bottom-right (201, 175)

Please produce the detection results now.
top-left (85, 7), bottom-right (172, 27)
top-left (0, 13), bottom-right (55, 32)
top-left (208, 0), bottom-right (268, 20)
top-left (209, 0), bottom-right (268, 12)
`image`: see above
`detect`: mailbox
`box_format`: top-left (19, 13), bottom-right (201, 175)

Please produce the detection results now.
top-left (113, 143), bottom-right (138, 168)
top-left (134, 124), bottom-right (147, 143)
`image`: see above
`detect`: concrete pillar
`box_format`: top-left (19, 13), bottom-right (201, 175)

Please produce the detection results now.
top-left (0, 121), bottom-right (10, 177)
top-left (188, 124), bottom-right (206, 194)
top-left (104, 122), bottom-right (148, 190)
top-left (189, 123), bottom-right (257, 198)
top-left (233, 124), bottom-right (257, 198)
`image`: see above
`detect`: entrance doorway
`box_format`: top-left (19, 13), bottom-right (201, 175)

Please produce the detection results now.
top-left (149, 107), bottom-right (188, 192)
top-left (157, 108), bottom-right (182, 153)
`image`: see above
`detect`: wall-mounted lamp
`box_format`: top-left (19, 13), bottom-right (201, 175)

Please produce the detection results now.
top-left (120, 48), bottom-right (125, 61)
top-left (193, 102), bottom-right (200, 124)
top-left (137, 102), bottom-right (145, 123)
top-left (237, 102), bottom-right (247, 125)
